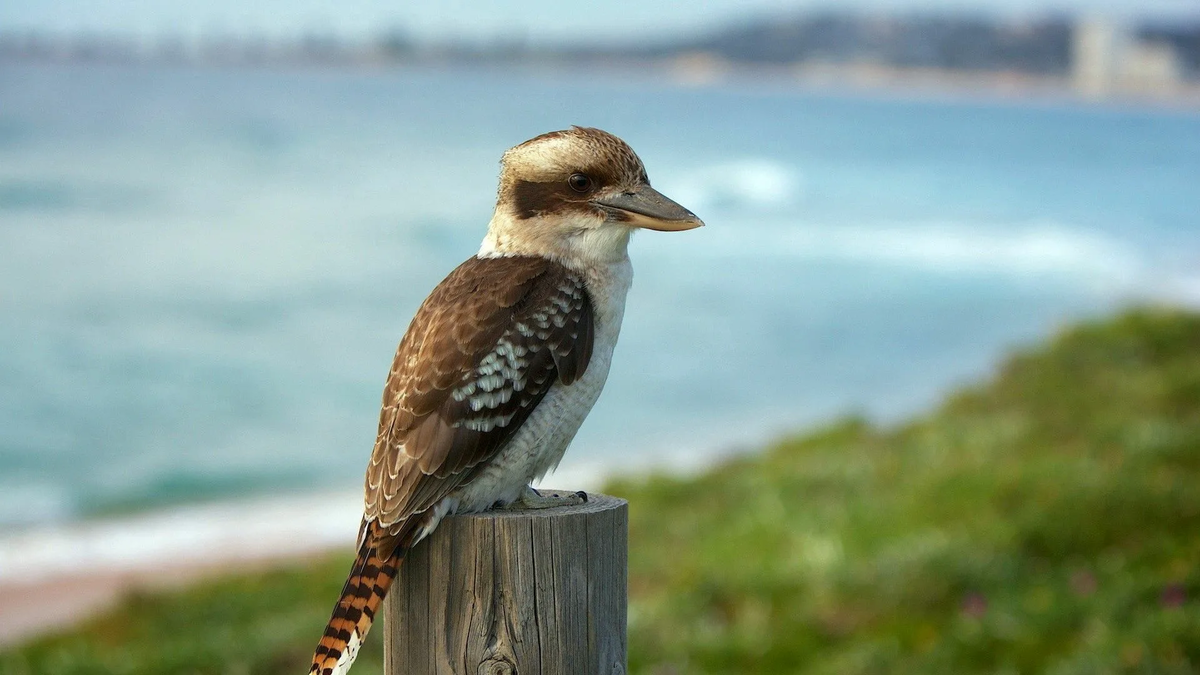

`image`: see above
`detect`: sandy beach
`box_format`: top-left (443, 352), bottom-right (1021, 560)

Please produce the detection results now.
top-left (0, 492), bottom-right (363, 646)
top-left (0, 554), bottom-right (343, 646)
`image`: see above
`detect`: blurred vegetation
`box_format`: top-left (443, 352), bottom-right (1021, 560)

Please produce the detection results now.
top-left (5, 308), bottom-right (1199, 674)
top-left (613, 308), bottom-right (1200, 674)
top-left (3, 557), bottom-right (384, 675)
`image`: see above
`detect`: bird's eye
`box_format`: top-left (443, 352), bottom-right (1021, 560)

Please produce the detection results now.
top-left (567, 173), bottom-right (593, 193)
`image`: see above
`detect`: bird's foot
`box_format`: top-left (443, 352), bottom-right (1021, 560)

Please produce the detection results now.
top-left (499, 486), bottom-right (587, 511)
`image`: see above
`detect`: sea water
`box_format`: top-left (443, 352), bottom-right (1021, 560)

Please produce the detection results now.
top-left (2, 62), bottom-right (1199, 533)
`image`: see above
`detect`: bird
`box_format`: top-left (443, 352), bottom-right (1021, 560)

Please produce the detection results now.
top-left (307, 126), bottom-right (702, 675)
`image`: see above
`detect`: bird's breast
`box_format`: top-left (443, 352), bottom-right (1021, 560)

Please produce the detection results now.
top-left (451, 258), bottom-right (634, 513)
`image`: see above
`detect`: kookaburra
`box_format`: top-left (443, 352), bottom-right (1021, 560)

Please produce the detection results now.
top-left (307, 127), bottom-right (702, 675)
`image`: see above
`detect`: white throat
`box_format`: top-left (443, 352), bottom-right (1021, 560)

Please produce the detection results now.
top-left (478, 208), bottom-right (633, 269)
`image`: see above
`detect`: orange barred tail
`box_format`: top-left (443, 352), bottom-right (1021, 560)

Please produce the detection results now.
top-left (308, 537), bottom-right (402, 675)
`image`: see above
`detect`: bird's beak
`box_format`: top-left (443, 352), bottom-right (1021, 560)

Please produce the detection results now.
top-left (592, 185), bottom-right (704, 232)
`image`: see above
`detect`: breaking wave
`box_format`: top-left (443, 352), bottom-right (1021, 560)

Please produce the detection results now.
top-left (763, 221), bottom-right (1143, 283)
top-left (641, 211), bottom-right (1159, 292)
top-left (0, 492), bottom-right (363, 584)
top-left (652, 159), bottom-right (1181, 295)
top-left (659, 159), bottom-right (802, 212)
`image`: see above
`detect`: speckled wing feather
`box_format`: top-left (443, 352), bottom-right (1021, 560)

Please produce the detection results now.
top-left (364, 254), bottom-right (594, 554)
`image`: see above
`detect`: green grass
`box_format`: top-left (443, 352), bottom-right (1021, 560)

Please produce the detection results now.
top-left (6, 308), bottom-right (1200, 674)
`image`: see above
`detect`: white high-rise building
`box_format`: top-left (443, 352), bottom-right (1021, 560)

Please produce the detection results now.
top-left (1073, 18), bottom-right (1127, 97)
top-left (1073, 17), bottom-right (1184, 97)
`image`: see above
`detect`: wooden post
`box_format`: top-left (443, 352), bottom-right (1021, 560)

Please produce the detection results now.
top-left (382, 491), bottom-right (628, 675)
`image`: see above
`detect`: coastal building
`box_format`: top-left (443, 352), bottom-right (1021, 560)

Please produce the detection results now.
top-left (1073, 18), bottom-right (1126, 96)
top-left (1072, 17), bottom-right (1184, 97)
top-left (1121, 41), bottom-right (1184, 94)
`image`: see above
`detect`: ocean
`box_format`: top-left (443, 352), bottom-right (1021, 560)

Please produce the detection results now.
top-left (2, 62), bottom-right (1199, 538)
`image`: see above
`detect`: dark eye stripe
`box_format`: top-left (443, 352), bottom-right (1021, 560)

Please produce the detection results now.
top-left (510, 179), bottom-right (592, 220)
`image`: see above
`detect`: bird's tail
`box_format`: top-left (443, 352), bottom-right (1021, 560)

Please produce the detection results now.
top-left (308, 529), bottom-right (402, 675)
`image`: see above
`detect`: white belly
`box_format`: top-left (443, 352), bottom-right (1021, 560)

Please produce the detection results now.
top-left (449, 258), bottom-right (633, 514)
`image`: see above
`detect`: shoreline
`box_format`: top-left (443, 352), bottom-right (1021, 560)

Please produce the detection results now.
top-left (0, 461), bottom-right (619, 647)
top-left (0, 491), bottom-right (362, 646)
top-left (0, 549), bottom-right (344, 647)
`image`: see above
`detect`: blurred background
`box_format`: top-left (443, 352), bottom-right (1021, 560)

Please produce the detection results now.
top-left (1, 0), bottom-right (1199, 672)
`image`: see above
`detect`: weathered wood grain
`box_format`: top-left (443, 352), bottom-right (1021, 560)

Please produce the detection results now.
top-left (383, 491), bottom-right (628, 675)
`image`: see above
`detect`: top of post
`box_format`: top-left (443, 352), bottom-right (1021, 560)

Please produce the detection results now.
top-left (445, 490), bottom-right (626, 521)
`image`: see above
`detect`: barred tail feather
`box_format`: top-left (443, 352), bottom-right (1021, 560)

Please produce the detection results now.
top-left (309, 538), bottom-right (402, 675)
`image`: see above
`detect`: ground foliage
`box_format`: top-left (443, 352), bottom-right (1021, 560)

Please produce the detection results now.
top-left (6, 309), bottom-right (1199, 674)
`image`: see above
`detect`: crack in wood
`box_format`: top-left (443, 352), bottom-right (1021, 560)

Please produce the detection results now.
top-left (383, 493), bottom-right (627, 675)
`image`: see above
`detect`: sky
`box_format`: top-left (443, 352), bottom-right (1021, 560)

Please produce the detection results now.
top-left (1, 0), bottom-right (1197, 43)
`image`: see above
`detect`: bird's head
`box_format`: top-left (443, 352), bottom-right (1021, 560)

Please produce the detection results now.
top-left (482, 127), bottom-right (703, 266)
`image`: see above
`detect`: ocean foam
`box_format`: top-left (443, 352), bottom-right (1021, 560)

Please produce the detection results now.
top-left (792, 222), bottom-right (1143, 282)
top-left (0, 492), bottom-right (363, 585)
top-left (659, 159), bottom-right (803, 212)
top-left (639, 217), bottom-right (1149, 290)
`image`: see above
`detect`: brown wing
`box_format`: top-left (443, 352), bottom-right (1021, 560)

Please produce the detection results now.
top-left (362, 255), bottom-right (594, 555)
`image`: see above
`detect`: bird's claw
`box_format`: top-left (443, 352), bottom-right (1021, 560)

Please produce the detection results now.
top-left (499, 486), bottom-right (587, 510)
